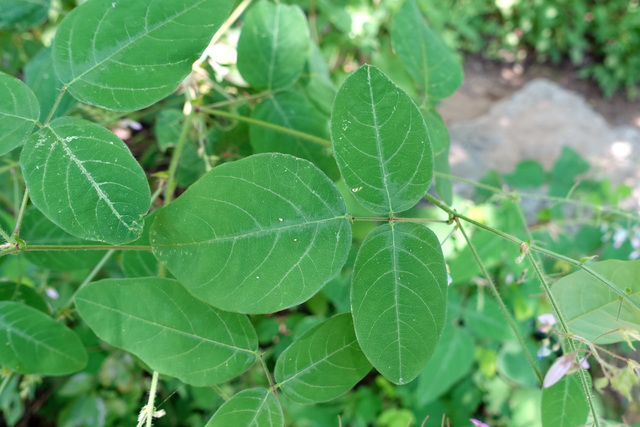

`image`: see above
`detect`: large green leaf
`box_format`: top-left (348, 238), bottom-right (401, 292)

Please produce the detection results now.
top-left (74, 278), bottom-right (257, 386)
top-left (0, 301), bottom-right (87, 375)
top-left (415, 324), bottom-right (475, 405)
top-left (24, 48), bottom-right (76, 120)
top-left (250, 91), bottom-right (339, 180)
top-left (551, 259), bottom-right (640, 344)
top-left (52, 0), bottom-right (233, 111)
top-left (205, 388), bottom-right (283, 427)
top-left (21, 207), bottom-right (108, 271)
top-left (236, 0), bottom-right (311, 90)
top-left (351, 222), bottom-right (447, 385)
top-left (330, 65), bottom-right (433, 215)
top-left (20, 117), bottom-right (151, 245)
top-left (150, 153), bottom-right (351, 314)
top-left (274, 313), bottom-right (371, 403)
top-left (541, 374), bottom-right (590, 427)
top-left (0, 72), bottom-right (40, 156)
top-left (391, 0), bottom-right (463, 101)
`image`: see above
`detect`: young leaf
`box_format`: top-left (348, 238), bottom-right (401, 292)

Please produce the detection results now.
top-left (24, 48), bottom-right (76, 120)
top-left (237, 0), bottom-right (311, 90)
top-left (20, 116), bottom-right (151, 245)
top-left (21, 207), bottom-right (108, 271)
top-left (391, 0), bottom-right (463, 101)
top-left (205, 388), bottom-right (283, 427)
top-left (351, 222), bottom-right (447, 385)
top-left (541, 373), bottom-right (590, 427)
top-left (0, 72), bottom-right (40, 156)
top-left (551, 259), bottom-right (640, 344)
top-left (415, 324), bottom-right (475, 405)
top-left (151, 153), bottom-right (351, 314)
top-left (274, 313), bottom-right (371, 403)
top-left (331, 65), bottom-right (433, 215)
top-left (52, 0), bottom-right (234, 111)
top-left (0, 301), bottom-right (87, 375)
top-left (250, 91), bottom-right (339, 180)
top-left (74, 278), bottom-right (258, 386)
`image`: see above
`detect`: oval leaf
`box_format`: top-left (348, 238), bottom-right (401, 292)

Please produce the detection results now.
top-left (392, 0), bottom-right (463, 100)
top-left (541, 373), bottom-right (590, 427)
top-left (274, 313), bottom-right (371, 403)
top-left (551, 259), bottom-right (640, 344)
top-left (351, 222), bottom-right (447, 384)
top-left (52, 0), bottom-right (233, 111)
top-left (331, 65), bottom-right (433, 215)
top-left (21, 207), bottom-right (108, 271)
top-left (237, 0), bottom-right (311, 90)
top-left (0, 72), bottom-right (39, 156)
top-left (250, 91), bottom-right (339, 180)
top-left (74, 278), bottom-right (258, 386)
top-left (205, 388), bottom-right (283, 427)
top-left (21, 116), bottom-right (151, 244)
top-left (150, 153), bottom-right (351, 314)
top-left (0, 301), bottom-right (87, 375)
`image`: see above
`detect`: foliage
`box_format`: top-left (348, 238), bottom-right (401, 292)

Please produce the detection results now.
top-left (0, 0), bottom-right (639, 426)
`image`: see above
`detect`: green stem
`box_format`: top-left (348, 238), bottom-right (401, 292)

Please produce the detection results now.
top-left (43, 88), bottom-right (67, 126)
top-left (145, 371), bottom-right (160, 427)
top-left (19, 245), bottom-right (151, 252)
top-left (61, 249), bottom-right (115, 317)
top-left (455, 218), bottom-right (544, 385)
top-left (12, 189), bottom-right (29, 238)
top-left (164, 114), bottom-right (193, 203)
top-left (0, 227), bottom-right (11, 244)
top-left (202, 90), bottom-right (273, 110)
top-left (424, 193), bottom-right (640, 312)
top-left (199, 107), bottom-right (332, 148)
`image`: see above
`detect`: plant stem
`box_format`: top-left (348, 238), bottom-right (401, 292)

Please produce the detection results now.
top-left (61, 249), bottom-right (115, 318)
top-left (43, 88), bottom-right (67, 126)
top-left (423, 193), bottom-right (640, 312)
top-left (145, 371), bottom-right (160, 427)
top-left (202, 90), bottom-right (273, 110)
top-left (0, 227), bottom-right (11, 244)
top-left (12, 189), bottom-right (29, 237)
top-left (455, 218), bottom-right (544, 384)
top-left (163, 114), bottom-right (192, 203)
top-left (199, 107), bottom-right (333, 147)
top-left (19, 245), bottom-right (151, 252)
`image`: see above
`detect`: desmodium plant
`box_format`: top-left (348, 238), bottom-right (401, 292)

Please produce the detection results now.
top-left (0, 0), bottom-right (638, 426)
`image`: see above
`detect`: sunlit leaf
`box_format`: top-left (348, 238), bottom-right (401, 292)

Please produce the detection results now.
top-left (392, 0), bottom-right (463, 100)
top-left (541, 373), bottom-right (590, 427)
top-left (0, 72), bottom-right (39, 156)
top-left (21, 117), bottom-right (151, 244)
top-left (0, 301), bottom-right (86, 375)
top-left (151, 153), bottom-right (351, 314)
top-left (275, 313), bottom-right (371, 403)
top-left (551, 260), bottom-right (640, 344)
top-left (352, 222), bottom-right (447, 384)
top-left (331, 65), bottom-right (433, 215)
top-left (75, 278), bottom-right (258, 386)
top-left (250, 91), bottom-right (339, 180)
top-left (52, 0), bottom-right (234, 111)
top-left (237, 0), bottom-right (311, 90)
top-left (205, 388), bottom-right (283, 427)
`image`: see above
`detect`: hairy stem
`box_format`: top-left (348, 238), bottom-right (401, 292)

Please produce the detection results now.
top-left (43, 88), bottom-right (67, 126)
top-left (12, 189), bottom-right (29, 238)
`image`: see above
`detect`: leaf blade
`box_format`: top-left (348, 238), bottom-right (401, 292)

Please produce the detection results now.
top-left (541, 373), bottom-right (590, 427)
top-left (0, 71), bottom-right (39, 156)
top-left (205, 388), bottom-right (283, 427)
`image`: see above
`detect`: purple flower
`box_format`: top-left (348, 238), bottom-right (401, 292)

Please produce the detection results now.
top-left (470, 419), bottom-right (490, 427)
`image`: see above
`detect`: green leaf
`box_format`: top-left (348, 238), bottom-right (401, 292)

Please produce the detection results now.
top-left (21, 116), bottom-right (151, 245)
top-left (415, 324), bottom-right (475, 405)
top-left (0, 301), bottom-right (87, 375)
top-left (205, 388), bottom-right (283, 427)
top-left (551, 259), bottom-right (640, 344)
top-left (120, 211), bottom-right (158, 278)
top-left (423, 109), bottom-right (452, 205)
top-left (154, 109), bottom-right (185, 152)
top-left (351, 222), bottom-right (447, 385)
top-left (74, 278), bottom-right (258, 386)
top-left (237, 0), bottom-right (311, 90)
top-left (463, 293), bottom-right (515, 341)
top-left (24, 48), bottom-right (76, 120)
top-left (0, 0), bottom-right (50, 31)
top-left (21, 207), bottom-right (108, 271)
top-left (250, 91), bottom-right (339, 181)
top-left (0, 282), bottom-right (49, 314)
top-left (151, 153), bottom-right (351, 314)
top-left (275, 313), bottom-right (371, 403)
top-left (391, 0), bottom-right (463, 101)
top-left (0, 72), bottom-right (40, 156)
top-left (298, 43), bottom-right (336, 117)
top-left (331, 65), bottom-right (433, 215)
top-left (541, 373), bottom-right (590, 427)
top-left (52, 0), bottom-right (233, 111)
